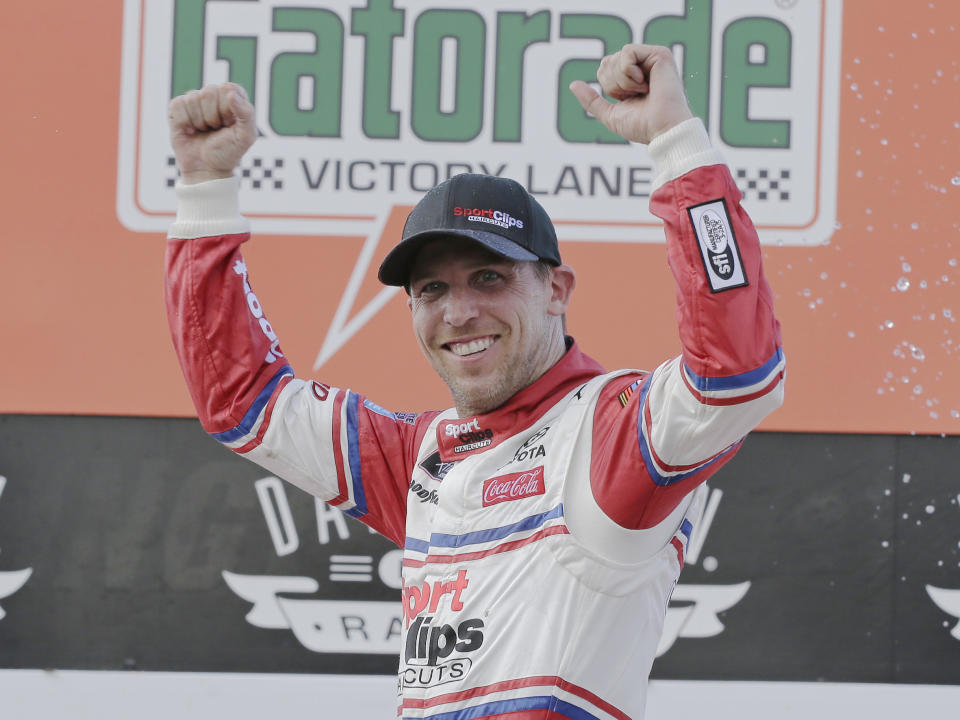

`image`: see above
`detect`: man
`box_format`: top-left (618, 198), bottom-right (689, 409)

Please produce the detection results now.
top-left (165, 44), bottom-right (784, 719)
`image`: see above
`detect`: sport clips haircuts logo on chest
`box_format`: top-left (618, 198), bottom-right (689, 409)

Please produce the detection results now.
top-left (401, 569), bottom-right (484, 689)
top-left (444, 418), bottom-right (494, 454)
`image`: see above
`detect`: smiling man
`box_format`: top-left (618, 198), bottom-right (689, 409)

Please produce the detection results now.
top-left (165, 44), bottom-right (784, 720)
top-left (394, 186), bottom-right (574, 416)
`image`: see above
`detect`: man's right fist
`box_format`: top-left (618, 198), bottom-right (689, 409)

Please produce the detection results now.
top-left (168, 82), bottom-right (256, 185)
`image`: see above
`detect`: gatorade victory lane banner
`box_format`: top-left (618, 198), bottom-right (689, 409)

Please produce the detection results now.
top-left (1, 0), bottom-right (959, 434)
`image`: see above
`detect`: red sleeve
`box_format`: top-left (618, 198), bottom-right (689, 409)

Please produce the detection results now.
top-left (588, 153), bottom-right (783, 531)
top-left (164, 188), bottom-right (421, 547)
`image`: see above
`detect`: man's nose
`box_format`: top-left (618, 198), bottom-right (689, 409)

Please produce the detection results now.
top-left (442, 287), bottom-right (480, 326)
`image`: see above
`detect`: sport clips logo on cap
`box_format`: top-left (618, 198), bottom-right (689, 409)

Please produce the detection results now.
top-left (453, 207), bottom-right (525, 231)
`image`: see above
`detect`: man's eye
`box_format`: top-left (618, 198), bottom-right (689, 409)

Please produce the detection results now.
top-left (419, 281), bottom-right (444, 295)
top-left (477, 270), bottom-right (502, 284)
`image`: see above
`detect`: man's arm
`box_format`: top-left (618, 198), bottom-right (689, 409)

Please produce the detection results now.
top-left (165, 84), bottom-right (424, 546)
top-left (571, 46), bottom-right (785, 535)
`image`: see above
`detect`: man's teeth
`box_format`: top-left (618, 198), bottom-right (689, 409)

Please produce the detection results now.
top-left (449, 337), bottom-right (494, 356)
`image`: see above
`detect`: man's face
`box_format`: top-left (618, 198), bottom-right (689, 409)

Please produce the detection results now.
top-left (408, 237), bottom-right (569, 417)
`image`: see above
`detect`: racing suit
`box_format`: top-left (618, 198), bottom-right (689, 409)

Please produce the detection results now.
top-left (165, 118), bottom-right (784, 719)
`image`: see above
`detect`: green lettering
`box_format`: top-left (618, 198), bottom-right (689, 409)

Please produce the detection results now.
top-left (643, 0), bottom-right (712, 127)
top-left (721, 18), bottom-right (791, 148)
top-left (171, 0), bottom-right (210, 97)
top-left (216, 37), bottom-right (257, 104)
top-left (493, 11), bottom-right (550, 142)
top-left (557, 14), bottom-right (631, 144)
top-left (351, 0), bottom-right (405, 139)
top-left (412, 10), bottom-right (486, 142)
top-left (269, 8), bottom-right (344, 137)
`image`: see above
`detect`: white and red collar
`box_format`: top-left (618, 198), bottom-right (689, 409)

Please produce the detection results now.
top-left (435, 339), bottom-right (605, 462)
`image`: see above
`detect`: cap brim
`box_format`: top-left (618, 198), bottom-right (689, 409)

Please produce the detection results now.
top-left (377, 229), bottom-right (539, 287)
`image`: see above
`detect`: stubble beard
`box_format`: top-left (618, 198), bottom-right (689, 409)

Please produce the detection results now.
top-left (439, 359), bottom-right (532, 418)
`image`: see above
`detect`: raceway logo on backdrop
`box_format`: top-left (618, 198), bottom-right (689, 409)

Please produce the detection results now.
top-left (222, 477), bottom-right (403, 656)
top-left (117, 0), bottom-right (840, 369)
top-left (222, 477), bottom-right (750, 659)
top-left (0, 476), bottom-right (33, 622)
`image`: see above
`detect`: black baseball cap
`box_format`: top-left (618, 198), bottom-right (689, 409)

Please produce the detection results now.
top-left (377, 173), bottom-right (562, 287)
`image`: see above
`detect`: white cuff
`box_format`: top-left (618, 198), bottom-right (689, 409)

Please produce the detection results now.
top-left (167, 176), bottom-right (250, 240)
top-left (648, 117), bottom-right (726, 193)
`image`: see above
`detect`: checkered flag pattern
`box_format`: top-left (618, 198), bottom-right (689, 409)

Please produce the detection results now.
top-left (735, 167), bottom-right (791, 202)
top-left (166, 156), bottom-right (285, 190)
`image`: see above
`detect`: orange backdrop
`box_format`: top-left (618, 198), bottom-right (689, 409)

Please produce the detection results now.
top-left (1, 1), bottom-right (958, 434)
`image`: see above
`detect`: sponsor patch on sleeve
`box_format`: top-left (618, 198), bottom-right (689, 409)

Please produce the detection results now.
top-left (687, 199), bottom-right (747, 292)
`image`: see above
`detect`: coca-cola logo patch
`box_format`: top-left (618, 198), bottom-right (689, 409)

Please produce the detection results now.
top-left (482, 466), bottom-right (545, 507)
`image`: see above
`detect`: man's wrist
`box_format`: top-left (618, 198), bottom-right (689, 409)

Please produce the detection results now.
top-left (167, 176), bottom-right (250, 240)
top-left (180, 169), bottom-right (236, 185)
top-left (648, 117), bottom-right (726, 192)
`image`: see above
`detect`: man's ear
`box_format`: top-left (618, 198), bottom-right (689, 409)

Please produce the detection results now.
top-left (547, 264), bottom-right (576, 317)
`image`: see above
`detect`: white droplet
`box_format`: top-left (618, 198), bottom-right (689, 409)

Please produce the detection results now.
top-left (930, 411), bottom-right (939, 419)
top-left (910, 345), bottom-right (926, 360)
top-left (920, 280), bottom-right (928, 289)
top-left (949, 258), bottom-right (958, 267)
top-left (820, 272), bottom-right (829, 280)
top-left (951, 410), bottom-right (960, 419)
top-left (902, 473), bottom-right (912, 483)
top-left (925, 505), bottom-right (935, 514)
top-left (897, 277), bottom-right (911, 291)
top-left (702, 556), bottom-right (718, 572)
top-left (914, 385), bottom-right (924, 394)
top-left (944, 308), bottom-right (953, 318)
top-left (885, 320), bottom-right (895, 328)
top-left (881, 138), bottom-right (889, 146)
top-left (848, 330), bottom-right (856, 338)
top-left (884, 488), bottom-right (892, 496)
top-left (881, 540), bottom-right (890, 548)
top-left (802, 288), bottom-right (812, 297)
top-left (911, 222), bottom-right (919, 230)
top-left (952, 176), bottom-right (960, 185)
top-left (902, 262), bottom-right (912, 272)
